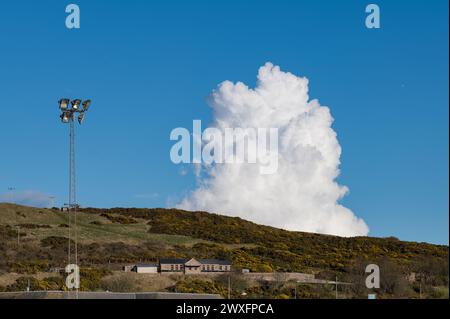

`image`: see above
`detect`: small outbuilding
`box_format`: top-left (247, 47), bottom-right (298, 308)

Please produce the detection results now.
top-left (133, 263), bottom-right (159, 274)
top-left (123, 265), bottom-right (134, 272)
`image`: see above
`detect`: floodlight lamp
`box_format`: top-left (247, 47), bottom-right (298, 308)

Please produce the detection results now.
top-left (59, 98), bottom-right (70, 111)
top-left (61, 112), bottom-right (71, 123)
top-left (82, 99), bottom-right (91, 111)
top-left (71, 99), bottom-right (81, 110)
top-left (78, 113), bottom-right (85, 125)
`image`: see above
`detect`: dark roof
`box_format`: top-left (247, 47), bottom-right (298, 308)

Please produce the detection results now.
top-left (135, 263), bottom-right (158, 267)
top-left (159, 258), bottom-right (189, 264)
top-left (199, 259), bottom-right (231, 265)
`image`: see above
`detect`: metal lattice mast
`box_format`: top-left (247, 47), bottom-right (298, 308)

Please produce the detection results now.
top-left (58, 98), bottom-right (91, 298)
top-left (69, 117), bottom-right (76, 210)
top-left (68, 117), bottom-right (77, 268)
top-left (70, 118), bottom-right (78, 285)
top-left (67, 120), bottom-right (72, 267)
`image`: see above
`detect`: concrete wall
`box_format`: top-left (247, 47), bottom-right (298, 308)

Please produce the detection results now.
top-left (136, 267), bottom-right (158, 274)
top-left (123, 265), bottom-right (134, 272)
top-left (242, 272), bottom-right (315, 282)
top-left (184, 266), bottom-right (201, 274)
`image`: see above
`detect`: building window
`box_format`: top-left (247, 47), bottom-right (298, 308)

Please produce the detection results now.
top-left (171, 265), bottom-right (174, 270)
top-left (219, 265), bottom-right (222, 271)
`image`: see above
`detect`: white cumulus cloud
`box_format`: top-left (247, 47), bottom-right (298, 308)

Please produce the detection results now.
top-left (178, 63), bottom-right (369, 237)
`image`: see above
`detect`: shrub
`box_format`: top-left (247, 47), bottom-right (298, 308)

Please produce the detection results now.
top-left (41, 236), bottom-right (74, 249)
top-left (0, 225), bottom-right (16, 240)
top-left (101, 274), bottom-right (139, 292)
top-left (6, 277), bottom-right (51, 291)
top-left (18, 224), bottom-right (52, 229)
top-left (8, 260), bottom-right (50, 274)
top-left (170, 279), bottom-right (227, 297)
top-left (80, 268), bottom-right (112, 291)
top-left (6, 276), bottom-right (65, 292)
top-left (100, 213), bottom-right (138, 224)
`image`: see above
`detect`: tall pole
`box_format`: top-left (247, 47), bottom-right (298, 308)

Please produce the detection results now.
top-left (69, 116), bottom-right (79, 299)
top-left (419, 281), bottom-right (422, 299)
top-left (228, 275), bottom-right (231, 299)
top-left (7, 187), bottom-right (15, 202)
top-left (335, 275), bottom-right (338, 299)
top-left (68, 121), bottom-right (72, 268)
top-left (59, 98), bottom-right (90, 299)
top-left (8, 187), bottom-right (19, 247)
top-left (69, 114), bottom-right (78, 267)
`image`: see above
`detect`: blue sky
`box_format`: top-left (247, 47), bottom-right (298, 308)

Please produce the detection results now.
top-left (0, 0), bottom-right (448, 244)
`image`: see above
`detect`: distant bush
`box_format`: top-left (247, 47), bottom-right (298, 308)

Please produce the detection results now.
top-left (385, 236), bottom-right (400, 241)
top-left (6, 276), bottom-right (65, 292)
top-left (7, 260), bottom-right (50, 274)
top-left (169, 279), bottom-right (227, 297)
top-left (7, 277), bottom-right (45, 291)
top-left (101, 274), bottom-right (140, 292)
top-left (41, 236), bottom-right (74, 249)
top-left (42, 276), bottom-right (66, 290)
top-left (80, 268), bottom-right (112, 291)
top-left (16, 211), bottom-right (26, 218)
top-left (257, 264), bottom-right (273, 272)
top-left (100, 213), bottom-right (138, 224)
top-left (18, 224), bottom-right (51, 229)
top-left (0, 225), bottom-right (16, 239)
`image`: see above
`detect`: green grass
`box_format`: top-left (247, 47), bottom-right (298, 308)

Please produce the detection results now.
top-left (0, 203), bottom-right (204, 246)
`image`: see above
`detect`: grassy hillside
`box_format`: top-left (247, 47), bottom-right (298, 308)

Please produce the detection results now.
top-left (0, 203), bottom-right (448, 298)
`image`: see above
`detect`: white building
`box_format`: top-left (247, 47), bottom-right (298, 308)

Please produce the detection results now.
top-left (133, 263), bottom-right (158, 274)
top-left (123, 265), bottom-right (134, 272)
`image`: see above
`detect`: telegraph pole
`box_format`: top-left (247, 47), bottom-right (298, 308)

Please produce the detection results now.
top-left (419, 281), bottom-right (422, 299)
top-left (7, 187), bottom-right (19, 247)
top-left (335, 275), bottom-right (338, 299)
top-left (228, 275), bottom-right (231, 299)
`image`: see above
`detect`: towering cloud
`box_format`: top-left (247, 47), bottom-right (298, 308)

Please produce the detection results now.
top-left (178, 63), bottom-right (369, 237)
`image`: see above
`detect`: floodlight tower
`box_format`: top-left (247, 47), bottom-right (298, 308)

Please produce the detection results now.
top-left (58, 98), bottom-right (91, 274)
